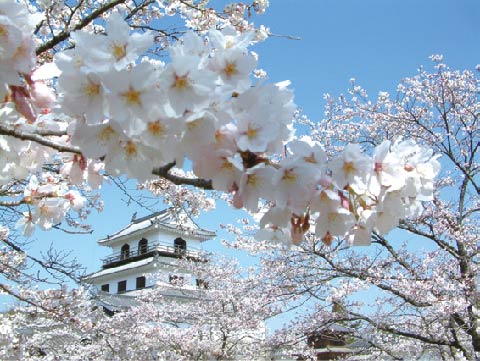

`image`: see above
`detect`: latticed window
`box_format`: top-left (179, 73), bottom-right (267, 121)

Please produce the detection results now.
top-left (196, 279), bottom-right (208, 289)
top-left (120, 244), bottom-right (130, 260)
top-left (136, 276), bottom-right (146, 289)
top-left (117, 280), bottom-right (127, 293)
top-left (174, 237), bottom-right (186, 255)
top-left (169, 274), bottom-right (184, 285)
top-left (138, 238), bottom-right (148, 255)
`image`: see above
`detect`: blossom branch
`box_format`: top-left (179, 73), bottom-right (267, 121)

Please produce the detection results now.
top-left (152, 162), bottom-right (213, 190)
top-left (349, 311), bottom-right (453, 348)
top-left (36, 0), bottom-right (127, 55)
top-left (0, 124), bottom-right (82, 154)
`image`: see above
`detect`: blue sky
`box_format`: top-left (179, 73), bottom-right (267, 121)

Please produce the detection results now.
top-left (254, 0), bottom-right (479, 119)
top-left (14, 0), bottom-right (480, 301)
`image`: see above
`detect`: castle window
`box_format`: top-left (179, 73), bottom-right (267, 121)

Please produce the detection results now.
top-left (196, 279), bottom-right (208, 289)
top-left (169, 275), bottom-right (184, 285)
top-left (138, 238), bottom-right (148, 255)
top-left (101, 284), bottom-right (110, 293)
top-left (136, 276), bottom-right (146, 289)
top-left (117, 280), bottom-right (127, 293)
top-left (174, 237), bottom-right (186, 255)
top-left (120, 244), bottom-right (130, 260)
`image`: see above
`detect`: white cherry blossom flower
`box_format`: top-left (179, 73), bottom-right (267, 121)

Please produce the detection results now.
top-left (312, 189), bottom-right (354, 239)
top-left (104, 138), bottom-right (156, 182)
top-left (259, 206), bottom-right (292, 229)
top-left (64, 190), bottom-right (86, 212)
top-left (73, 12), bottom-right (153, 71)
top-left (231, 84), bottom-right (295, 152)
top-left (86, 160), bottom-right (105, 189)
top-left (54, 48), bottom-right (87, 76)
top-left (193, 149), bottom-right (242, 192)
top-left (255, 227), bottom-right (290, 246)
top-left (15, 212), bottom-right (35, 236)
top-left (70, 120), bottom-right (123, 158)
top-left (271, 160), bottom-right (321, 214)
top-left (315, 205), bottom-right (354, 240)
top-left (347, 208), bottom-right (376, 246)
top-left (235, 163), bottom-right (276, 211)
top-left (208, 26), bottom-right (253, 52)
top-left (235, 113), bottom-right (280, 153)
top-left (0, 3), bottom-right (37, 82)
top-left (58, 71), bottom-right (105, 124)
top-left (103, 62), bottom-right (160, 134)
top-left (32, 198), bottom-right (69, 230)
top-left (288, 136), bottom-right (327, 170)
top-left (170, 30), bottom-right (209, 60)
top-left (160, 58), bottom-right (217, 117)
top-left (329, 143), bottom-right (372, 193)
top-left (138, 111), bottom-right (179, 164)
top-left (369, 140), bottom-right (406, 196)
top-left (209, 47), bottom-right (256, 91)
top-left (375, 190), bottom-right (405, 234)
top-left (60, 154), bottom-right (87, 185)
top-left (181, 111), bottom-right (218, 159)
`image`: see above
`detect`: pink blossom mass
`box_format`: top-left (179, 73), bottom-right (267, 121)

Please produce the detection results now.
top-left (0, 0), bottom-right (477, 359)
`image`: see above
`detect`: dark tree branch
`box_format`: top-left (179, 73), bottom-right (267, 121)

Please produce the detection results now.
top-left (152, 162), bottom-right (213, 190)
top-left (36, 0), bottom-right (127, 55)
top-left (0, 124), bottom-right (81, 154)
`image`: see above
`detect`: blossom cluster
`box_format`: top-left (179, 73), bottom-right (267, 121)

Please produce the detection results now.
top-left (255, 138), bottom-right (440, 246)
top-left (15, 174), bottom-right (91, 235)
top-left (0, 2), bottom-right (439, 246)
top-left (158, 0), bottom-right (270, 37)
top-left (0, 1), bottom-right (38, 99)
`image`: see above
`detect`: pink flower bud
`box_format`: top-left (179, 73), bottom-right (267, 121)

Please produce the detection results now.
top-left (31, 81), bottom-right (55, 109)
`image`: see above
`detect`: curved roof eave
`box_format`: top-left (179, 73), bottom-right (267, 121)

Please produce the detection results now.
top-left (98, 210), bottom-right (216, 246)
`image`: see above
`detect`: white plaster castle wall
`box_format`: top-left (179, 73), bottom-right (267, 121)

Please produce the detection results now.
top-left (88, 211), bottom-right (213, 298)
top-left (94, 258), bottom-right (197, 294)
top-left (108, 228), bottom-right (204, 255)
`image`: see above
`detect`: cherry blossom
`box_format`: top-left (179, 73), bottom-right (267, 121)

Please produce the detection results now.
top-left (0, 0), bottom-right (441, 250)
top-left (0, 0), bottom-right (476, 358)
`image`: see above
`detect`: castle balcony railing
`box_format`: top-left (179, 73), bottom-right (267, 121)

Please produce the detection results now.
top-left (101, 242), bottom-right (204, 269)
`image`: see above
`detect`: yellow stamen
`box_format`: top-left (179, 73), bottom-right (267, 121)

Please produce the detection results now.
top-left (13, 45), bottom-right (27, 62)
top-left (343, 161), bottom-right (356, 175)
top-left (247, 173), bottom-right (257, 186)
top-left (39, 204), bottom-right (51, 216)
top-left (98, 126), bottom-right (116, 142)
top-left (121, 87), bottom-right (141, 106)
top-left (174, 74), bottom-right (189, 91)
top-left (304, 153), bottom-right (316, 164)
top-left (187, 119), bottom-right (202, 130)
top-left (215, 130), bottom-right (224, 142)
top-left (0, 25), bottom-right (8, 38)
top-left (221, 158), bottom-right (233, 171)
top-left (111, 44), bottom-right (126, 60)
top-left (124, 141), bottom-right (137, 157)
top-left (84, 82), bottom-right (100, 97)
top-left (247, 126), bottom-right (257, 139)
top-left (319, 191), bottom-right (329, 203)
top-left (147, 121), bottom-right (165, 136)
top-left (282, 169), bottom-right (297, 183)
top-left (224, 62), bottom-right (238, 77)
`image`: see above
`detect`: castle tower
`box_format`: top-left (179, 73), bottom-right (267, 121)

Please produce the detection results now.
top-left (83, 208), bottom-right (215, 311)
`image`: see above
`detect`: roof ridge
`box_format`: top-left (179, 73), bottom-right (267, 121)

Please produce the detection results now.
top-left (99, 207), bottom-right (215, 243)
top-left (132, 209), bottom-right (169, 224)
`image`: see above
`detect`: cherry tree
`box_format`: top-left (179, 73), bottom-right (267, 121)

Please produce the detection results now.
top-left (252, 58), bottom-right (479, 359)
top-left (1, 0), bottom-right (437, 247)
top-left (0, 0), bottom-right (445, 358)
top-left (3, 257), bottom-right (293, 360)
